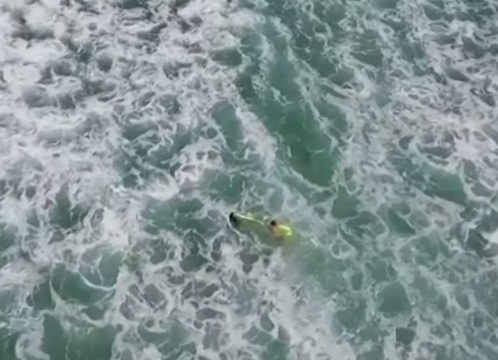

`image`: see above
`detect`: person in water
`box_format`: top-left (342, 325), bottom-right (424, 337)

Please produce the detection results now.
top-left (266, 219), bottom-right (293, 242)
top-left (229, 212), bottom-right (293, 243)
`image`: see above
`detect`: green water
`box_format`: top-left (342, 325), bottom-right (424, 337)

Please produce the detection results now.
top-left (1, 0), bottom-right (498, 359)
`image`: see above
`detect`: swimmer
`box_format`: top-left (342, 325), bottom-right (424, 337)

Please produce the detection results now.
top-left (228, 211), bottom-right (294, 243)
top-left (266, 218), bottom-right (293, 242)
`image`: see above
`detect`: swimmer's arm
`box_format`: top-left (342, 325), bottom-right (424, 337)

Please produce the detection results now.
top-left (274, 235), bottom-right (288, 244)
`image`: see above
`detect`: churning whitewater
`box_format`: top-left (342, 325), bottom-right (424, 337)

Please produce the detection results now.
top-left (1, 0), bottom-right (498, 359)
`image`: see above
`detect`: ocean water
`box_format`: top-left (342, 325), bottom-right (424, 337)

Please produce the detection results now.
top-left (0, 0), bottom-right (498, 359)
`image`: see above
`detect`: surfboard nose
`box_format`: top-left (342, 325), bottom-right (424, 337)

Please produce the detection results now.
top-left (228, 212), bottom-right (238, 224)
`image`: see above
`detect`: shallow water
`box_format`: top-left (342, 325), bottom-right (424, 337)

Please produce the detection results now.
top-left (1, 0), bottom-right (498, 359)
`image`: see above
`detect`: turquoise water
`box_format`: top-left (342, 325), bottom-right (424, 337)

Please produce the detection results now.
top-left (1, 0), bottom-right (498, 359)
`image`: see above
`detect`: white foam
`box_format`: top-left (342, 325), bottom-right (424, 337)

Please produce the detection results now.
top-left (5, 0), bottom-right (498, 359)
